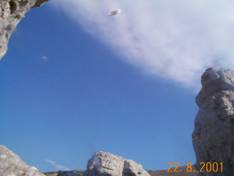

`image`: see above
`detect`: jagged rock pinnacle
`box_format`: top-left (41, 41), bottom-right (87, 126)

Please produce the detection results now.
top-left (0, 0), bottom-right (47, 59)
top-left (193, 68), bottom-right (234, 175)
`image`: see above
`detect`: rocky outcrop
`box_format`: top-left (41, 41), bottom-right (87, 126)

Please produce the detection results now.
top-left (193, 68), bottom-right (234, 175)
top-left (45, 171), bottom-right (198, 176)
top-left (0, 0), bottom-right (47, 59)
top-left (0, 145), bottom-right (46, 176)
top-left (85, 151), bottom-right (150, 176)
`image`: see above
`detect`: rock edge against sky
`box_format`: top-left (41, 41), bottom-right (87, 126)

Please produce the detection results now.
top-left (0, 0), bottom-right (47, 59)
top-left (0, 0), bottom-right (234, 175)
top-left (1, 68), bottom-right (234, 175)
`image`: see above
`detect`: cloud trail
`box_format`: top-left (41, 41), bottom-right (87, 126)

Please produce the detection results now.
top-left (51, 0), bottom-right (234, 87)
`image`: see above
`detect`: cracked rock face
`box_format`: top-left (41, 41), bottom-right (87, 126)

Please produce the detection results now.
top-left (0, 145), bottom-right (46, 176)
top-left (0, 0), bottom-right (47, 59)
top-left (193, 68), bottom-right (234, 175)
top-left (85, 151), bottom-right (150, 176)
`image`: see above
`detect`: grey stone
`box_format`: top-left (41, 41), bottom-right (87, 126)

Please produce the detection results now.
top-left (193, 68), bottom-right (234, 175)
top-left (85, 151), bottom-right (150, 176)
top-left (0, 0), bottom-right (47, 59)
top-left (0, 145), bottom-right (46, 176)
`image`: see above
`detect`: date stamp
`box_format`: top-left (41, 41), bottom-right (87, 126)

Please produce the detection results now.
top-left (167, 161), bottom-right (224, 174)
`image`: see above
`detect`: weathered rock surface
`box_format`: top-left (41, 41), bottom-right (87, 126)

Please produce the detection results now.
top-left (193, 68), bottom-right (234, 175)
top-left (85, 151), bottom-right (150, 176)
top-left (0, 0), bottom-right (47, 59)
top-left (0, 145), bottom-right (46, 176)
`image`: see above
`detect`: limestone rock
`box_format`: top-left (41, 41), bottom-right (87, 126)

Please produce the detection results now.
top-left (33, 0), bottom-right (48, 7)
top-left (0, 0), bottom-right (47, 59)
top-left (0, 145), bottom-right (46, 176)
top-left (192, 68), bottom-right (234, 175)
top-left (85, 151), bottom-right (150, 176)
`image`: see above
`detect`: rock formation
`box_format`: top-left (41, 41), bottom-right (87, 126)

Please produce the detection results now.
top-left (0, 145), bottom-right (46, 176)
top-left (85, 151), bottom-right (150, 176)
top-left (193, 68), bottom-right (234, 175)
top-left (0, 0), bottom-right (47, 59)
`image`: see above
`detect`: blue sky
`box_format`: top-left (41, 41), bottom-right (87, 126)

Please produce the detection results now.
top-left (0, 1), bottom-right (199, 172)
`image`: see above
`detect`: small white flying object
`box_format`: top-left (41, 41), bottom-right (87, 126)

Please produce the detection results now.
top-left (109, 9), bottom-right (121, 16)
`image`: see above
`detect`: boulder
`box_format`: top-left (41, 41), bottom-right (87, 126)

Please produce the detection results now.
top-left (0, 0), bottom-right (47, 59)
top-left (192, 68), bottom-right (234, 175)
top-left (0, 145), bottom-right (46, 176)
top-left (85, 151), bottom-right (150, 176)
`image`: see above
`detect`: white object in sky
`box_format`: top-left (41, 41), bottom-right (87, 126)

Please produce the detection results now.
top-left (109, 9), bottom-right (121, 16)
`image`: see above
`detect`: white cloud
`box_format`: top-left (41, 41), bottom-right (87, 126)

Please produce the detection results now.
top-left (50, 0), bottom-right (234, 88)
top-left (45, 159), bottom-right (70, 171)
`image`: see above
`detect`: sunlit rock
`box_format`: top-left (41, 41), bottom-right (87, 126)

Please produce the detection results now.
top-left (85, 151), bottom-right (150, 176)
top-left (0, 145), bottom-right (46, 176)
top-left (0, 0), bottom-right (47, 59)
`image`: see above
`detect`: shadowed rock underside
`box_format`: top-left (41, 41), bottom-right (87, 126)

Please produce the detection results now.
top-left (0, 0), bottom-right (47, 59)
